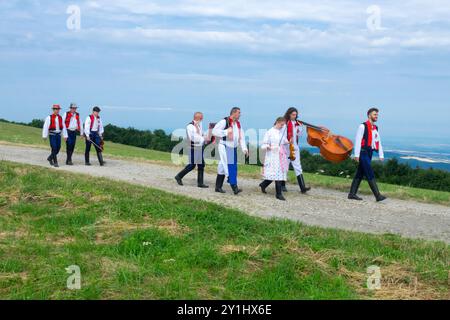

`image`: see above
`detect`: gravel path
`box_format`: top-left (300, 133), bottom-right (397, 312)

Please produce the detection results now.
top-left (1, 144), bottom-right (449, 244)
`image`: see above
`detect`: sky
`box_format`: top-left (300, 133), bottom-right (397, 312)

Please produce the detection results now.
top-left (0, 0), bottom-right (450, 141)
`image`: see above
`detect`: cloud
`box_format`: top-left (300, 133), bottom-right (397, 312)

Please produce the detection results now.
top-left (2, 0), bottom-right (450, 58)
top-left (101, 105), bottom-right (174, 111)
top-left (61, 23), bottom-right (450, 57)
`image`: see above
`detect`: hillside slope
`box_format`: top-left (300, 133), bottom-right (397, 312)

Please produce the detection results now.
top-left (0, 161), bottom-right (448, 300)
top-left (1, 144), bottom-right (449, 244)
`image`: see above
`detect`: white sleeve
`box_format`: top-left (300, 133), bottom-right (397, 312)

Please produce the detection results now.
top-left (84, 117), bottom-right (91, 136)
top-left (42, 116), bottom-right (50, 139)
top-left (354, 124), bottom-right (365, 158)
top-left (187, 125), bottom-right (205, 145)
top-left (99, 118), bottom-right (104, 136)
top-left (378, 131), bottom-right (384, 159)
top-left (240, 126), bottom-right (247, 152)
top-left (62, 118), bottom-right (68, 139)
top-left (79, 118), bottom-right (84, 136)
top-left (261, 130), bottom-right (270, 151)
top-left (281, 126), bottom-right (289, 145)
top-left (212, 120), bottom-right (227, 138)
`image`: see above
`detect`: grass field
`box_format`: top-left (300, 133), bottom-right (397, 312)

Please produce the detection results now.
top-left (1, 121), bottom-right (449, 206)
top-left (0, 161), bottom-right (448, 299)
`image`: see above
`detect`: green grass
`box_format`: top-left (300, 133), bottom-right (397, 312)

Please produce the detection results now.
top-left (1, 121), bottom-right (449, 205)
top-left (0, 161), bottom-right (448, 300)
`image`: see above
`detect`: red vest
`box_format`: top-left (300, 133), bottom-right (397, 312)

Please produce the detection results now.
top-left (223, 117), bottom-right (241, 142)
top-left (65, 112), bottom-right (81, 131)
top-left (89, 115), bottom-right (100, 130)
top-left (287, 120), bottom-right (300, 143)
top-left (49, 114), bottom-right (63, 131)
top-left (361, 120), bottom-right (379, 150)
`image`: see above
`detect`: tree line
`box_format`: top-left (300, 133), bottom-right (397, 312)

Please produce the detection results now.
top-left (2, 118), bottom-right (449, 192)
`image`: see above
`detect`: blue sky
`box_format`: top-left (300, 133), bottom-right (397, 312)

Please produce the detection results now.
top-left (1, 0), bottom-right (450, 141)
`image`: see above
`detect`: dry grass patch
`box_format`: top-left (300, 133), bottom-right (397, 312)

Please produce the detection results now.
top-left (0, 228), bottom-right (29, 241)
top-left (341, 263), bottom-right (448, 300)
top-left (0, 190), bottom-right (21, 205)
top-left (89, 194), bottom-right (113, 203)
top-left (282, 238), bottom-right (448, 300)
top-left (219, 244), bottom-right (261, 256)
top-left (154, 219), bottom-right (190, 236)
top-left (45, 235), bottom-right (77, 246)
top-left (0, 272), bottom-right (28, 282)
top-left (100, 257), bottom-right (139, 275)
top-left (82, 217), bottom-right (189, 244)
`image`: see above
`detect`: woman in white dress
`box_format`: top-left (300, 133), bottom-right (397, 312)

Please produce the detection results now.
top-left (259, 117), bottom-right (290, 201)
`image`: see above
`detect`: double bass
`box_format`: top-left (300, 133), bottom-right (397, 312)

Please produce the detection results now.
top-left (290, 121), bottom-right (353, 164)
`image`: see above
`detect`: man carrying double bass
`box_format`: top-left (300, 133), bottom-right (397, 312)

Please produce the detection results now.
top-left (348, 107), bottom-right (387, 202)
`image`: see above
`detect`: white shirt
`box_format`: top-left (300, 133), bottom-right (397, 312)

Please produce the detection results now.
top-left (64, 112), bottom-right (84, 135)
top-left (186, 121), bottom-right (206, 147)
top-left (84, 115), bottom-right (104, 136)
top-left (212, 118), bottom-right (248, 152)
top-left (261, 127), bottom-right (289, 151)
top-left (354, 123), bottom-right (384, 159)
top-left (42, 115), bottom-right (68, 139)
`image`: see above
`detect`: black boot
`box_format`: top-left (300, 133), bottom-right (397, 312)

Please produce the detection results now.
top-left (47, 155), bottom-right (54, 166)
top-left (197, 169), bottom-right (209, 188)
top-left (175, 165), bottom-right (193, 186)
top-left (275, 181), bottom-right (286, 201)
top-left (259, 180), bottom-right (272, 194)
top-left (66, 148), bottom-right (73, 165)
top-left (281, 181), bottom-right (288, 192)
top-left (215, 175), bottom-right (226, 193)
top-left (175, 174), bottom-right (184, 186)
top-left (368, 179), bottom-right (387, 202)
top-left (53, 155), bottom-right (59, 168)
top-left (231, 185), bottom-right (242, 195)
top-left (97, 152), bottom-right (105, 166)
top-left (85, 152), bottom-right (91, 166)
top-left (297, 175), bottom-right (311, 194)
top-left (348, 178), bottom-right (363, 201)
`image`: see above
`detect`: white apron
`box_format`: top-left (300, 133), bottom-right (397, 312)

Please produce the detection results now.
top-left (261, 127), bottom-right (289, 181)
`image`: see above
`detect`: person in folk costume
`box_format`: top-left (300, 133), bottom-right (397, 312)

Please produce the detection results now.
top-left (348, 107), bottom-right (387, 202)
top-left (259, 117), bottom-right (290, 201)
top-left (63, 103), bottom-right (84, 165)
top-left (84, 106), bottom-right (105, 166)
top-left (283, 107), bottom-right (311, 194)
top-left (175, 112), bottom-right (210, 188)
top-left (42, 104), bottom-right (68, 167)
top-left (212, 107), bottom-right (249, 195)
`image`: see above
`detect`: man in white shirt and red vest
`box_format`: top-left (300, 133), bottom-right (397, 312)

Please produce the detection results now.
top-left (175, 112), bottom-right (210, 188)
top-left (283, 107), bottom-right (311, 194)
top-left (212, 107), bottom-right (249, 195)
top-left (84, 106), bottom-right (105, 166)
top-left (63, 103), bottom-right (84, 165)
top-left (42, 104), bottom-right (68, 167)
top-left (348, 107), bottom-right (387, 202)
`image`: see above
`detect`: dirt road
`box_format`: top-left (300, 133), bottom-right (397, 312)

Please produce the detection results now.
top-left (1, 144), bottom-right (449, 244)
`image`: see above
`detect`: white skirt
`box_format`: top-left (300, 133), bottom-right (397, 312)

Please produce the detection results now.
top-left (262, 146), bottom-right (289, 181)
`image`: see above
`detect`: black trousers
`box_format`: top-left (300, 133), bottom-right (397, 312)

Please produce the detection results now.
top-left (179, 146), bottom-right (205, 176)
top-left (66, 130), bottom-right (77, 156)
top-left (354, 148), bottom-right (375, 181)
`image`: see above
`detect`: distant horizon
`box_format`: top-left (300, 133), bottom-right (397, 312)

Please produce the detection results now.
top-left (2, 114), bottom-right (449, 146)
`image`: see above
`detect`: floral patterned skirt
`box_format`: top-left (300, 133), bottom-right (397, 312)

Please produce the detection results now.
top-left (262, 146), bottom-right (289, 181)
